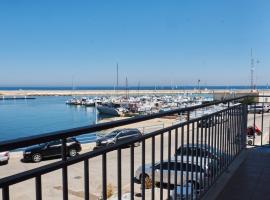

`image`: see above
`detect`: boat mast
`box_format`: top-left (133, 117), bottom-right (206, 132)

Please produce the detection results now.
top-left (116, 63), bottom-right (119, 96)
top-left (125, 76), bottom-right (129, 99)
top-left (137, 81), bottom-right (140, 97)
top-left (71, 75), bottom-right (74, 97)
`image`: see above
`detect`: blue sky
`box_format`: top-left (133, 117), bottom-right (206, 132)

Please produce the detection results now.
top-left (0, 1), bottom-right (269, 87)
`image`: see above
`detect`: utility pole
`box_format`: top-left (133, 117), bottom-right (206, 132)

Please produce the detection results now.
top-left (198, 79), bottom-right (201, 93)
top-left (250, 49), bottom-right (255, 91)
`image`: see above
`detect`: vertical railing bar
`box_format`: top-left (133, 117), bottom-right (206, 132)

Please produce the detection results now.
top-left (244, 104), bottom-right (248, 149)
top-left (217, 111), bottom-right (221, 177)
top-left (233, 107), bottom-right (237, 156)
top-left (213, 113), bottom-right (217, 182)
top-left (261, 101), bottom-right (264, 146)
top-left (185, 111), bottom-right (190, 200)
top-left (167, 131), bottom-right (171, 200)
top-left (234, 106), bottom-right (237, 155)
top-left (117, 149), bottom-right (122, 200)
top-left (253, 102), bottom-right (256, 146)
top-left (230, 108), bottom-right (233, 162)
top-left (225, 109), bottom-right (229, 168)
top-left (160, 132), bottom-right (164, 200)
top-left (151, 136), bottom-right (155, 200)
top-left (208, 115), bottom-right (214, 187)
top-left (174, 128), bottom-right (178, 200)
top-left (2, 186), bottom-right (9, 200)
top-left (61, 138), bottom-right (68, 200)
top-left (199, 119), bottom-right (203, 197)
top-left (233, 107), bottom-right (236, 157)
top-left (191, 122), bottom-right (195, 200)
top-left (102, 153), bottom-right (107, 200)
top-left (36, 175), bottom-right (42, 200)
top-left (195, 120), bottom-right (199, 200)
top-left (180, 126), bottom-right (184, 199)
top-left (222, 110), bottom-right (226, 172)
top-left (142, 139), bottom-right (146, 200)
top-left (130, 144), bottom-right (134, 200)
top-left (240, 105), bottom-right (244, 151)
top-left (203, 119), bottom-right (207, 192)
top-left (239, 105), bottom-right (242, 152)
top-left (230, 107), bottom-right (233, 162)
top-left (228, 108), bottom-right (231, 165)
top-left (207, 115), bottom-right (212, 188)
top-left (84, 160), bottom-right (89, 200)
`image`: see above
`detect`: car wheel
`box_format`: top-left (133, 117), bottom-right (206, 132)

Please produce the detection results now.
top-left (0, 160), bottom-right (8, 165)
top-left (32, 153), bottom-right (42, 163)
top-left (69, 149), bottom-right (77, 157)
top-left (140, 174), bottom-right (152, 189)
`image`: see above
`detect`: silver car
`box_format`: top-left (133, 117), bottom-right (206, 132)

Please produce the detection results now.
top-left (0, 151), bottom-right (10, 164)
top-left (135, 156), bottom-right (212, 190)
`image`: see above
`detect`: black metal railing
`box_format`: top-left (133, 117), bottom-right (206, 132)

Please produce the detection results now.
top-left (246, 95), bottom-right (270, 147)
top-left (0, 95), bottom-right (253, 200)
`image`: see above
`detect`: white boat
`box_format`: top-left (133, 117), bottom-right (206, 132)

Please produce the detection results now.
top-left (66, 97), bottom-right (81, 105)
top-left (84, 99), bottom-right (95, 107)
top-left (97, 103), bottom-right (127, 116)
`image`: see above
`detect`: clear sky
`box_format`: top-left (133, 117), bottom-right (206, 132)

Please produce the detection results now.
top-left (0, 0), bottom-right (269, 87)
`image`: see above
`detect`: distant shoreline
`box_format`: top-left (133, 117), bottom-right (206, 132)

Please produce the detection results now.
top-left (1, 85), bottom-right (270, 91)
top-left (0, 89), bottom-right (265, 96)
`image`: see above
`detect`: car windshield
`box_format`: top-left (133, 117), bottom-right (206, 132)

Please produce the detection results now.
top-left (105, 131), bottom-right (119, 139)
top-left (39, 142), bottom-right (48, 146)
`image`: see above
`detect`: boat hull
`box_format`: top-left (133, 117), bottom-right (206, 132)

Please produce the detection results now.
top-left (97, 105), bottom-right (120, 116)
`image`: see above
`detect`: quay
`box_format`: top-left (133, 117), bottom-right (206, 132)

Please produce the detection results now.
top-left (0, 89), bottom-right (268, 97)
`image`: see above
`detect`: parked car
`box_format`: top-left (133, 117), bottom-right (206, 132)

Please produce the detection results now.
top-left (95, 128), bottom-right (142, 148)
top-left (0, 151), bottom-right (10, 164)
top-left (23, 138), bottom-right (82, 163)
top-left (135, 157), bottom-right (213, 190)
top-left (248, 105), bottom-right (269, 114)
top-left (169, 183), bottom-right (196, 200)
top-left (175, 144), bottom-right (226, 166)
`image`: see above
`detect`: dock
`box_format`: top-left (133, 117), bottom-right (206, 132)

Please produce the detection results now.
top-left (0, 96), bottom-right (36, 100)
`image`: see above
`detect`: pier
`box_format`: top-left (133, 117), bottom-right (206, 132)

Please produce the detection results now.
top-left (0, 96), bottom-right (36, 100)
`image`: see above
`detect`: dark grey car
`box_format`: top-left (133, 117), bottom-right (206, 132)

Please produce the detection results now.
top-left (95, 128), bottom-right (142, 148)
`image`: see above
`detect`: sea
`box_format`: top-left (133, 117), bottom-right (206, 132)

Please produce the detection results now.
top-left (0, 96), bottom-right (98, 143)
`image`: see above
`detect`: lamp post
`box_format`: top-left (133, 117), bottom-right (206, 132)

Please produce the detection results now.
top-left (197, 79), bottom-right (201, 93)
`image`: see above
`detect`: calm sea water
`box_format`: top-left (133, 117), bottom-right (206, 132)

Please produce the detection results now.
top-left (0, 96), bottom-right (97, 143)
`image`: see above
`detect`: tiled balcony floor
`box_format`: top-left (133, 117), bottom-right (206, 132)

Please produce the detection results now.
top-left (218, 146), bottom-right (270, 200)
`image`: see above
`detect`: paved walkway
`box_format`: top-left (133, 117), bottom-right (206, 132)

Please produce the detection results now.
top-left (218, 146), bottom-right (270, 200)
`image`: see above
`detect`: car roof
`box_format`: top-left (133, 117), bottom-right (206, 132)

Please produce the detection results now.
top-left (155, 156), bottom-right (212, 168)
top-left (113, 128), bottom-right (140, 133)
top-left (180, 144), bottom-right (220, 153)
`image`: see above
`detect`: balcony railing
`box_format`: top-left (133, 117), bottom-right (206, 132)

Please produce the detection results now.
top-left (0, 95), bottom-right (260, 200)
